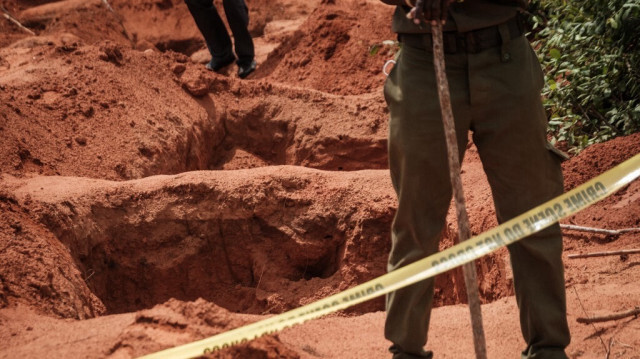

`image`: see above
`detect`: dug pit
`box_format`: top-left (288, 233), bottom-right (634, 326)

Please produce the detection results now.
top-left (3, 167), bottom-right (514, 319)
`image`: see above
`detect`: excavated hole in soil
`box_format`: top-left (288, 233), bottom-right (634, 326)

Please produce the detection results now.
top-left (63, 211), bottom-right (343, 315)
top-left (182, 98), bottom-right (387, 172)
top-left (153, 38), bottom-right (203, 56)
top-left (54, 199), bottom-right (512, 316)
top-left (210, 103), bottom-right (295, 169)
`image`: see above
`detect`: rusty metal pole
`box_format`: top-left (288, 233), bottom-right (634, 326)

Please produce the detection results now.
top-left (431, 23), bottom-right (488, 359)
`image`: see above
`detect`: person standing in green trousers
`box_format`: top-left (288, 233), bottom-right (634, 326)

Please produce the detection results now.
top-left (378, 1), bottom-right (571, 358)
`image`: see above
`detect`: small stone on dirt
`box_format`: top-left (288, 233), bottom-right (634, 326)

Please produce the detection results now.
top-left (27, 92), bottom-right (41, 100)
top-left (180, 70), bottom-right (209, 97)
top-left (190, 48), bottom-right (210, 64)
top-left (172, 52), bottom-right (189, 63)
top-left (75, 137), bottom-right (87, 146)
top-left (138, 146), bottom-right (154, 158)
top-left (136, 40), bottom-right (158, 52)
top-left (98, 42), bottom-right (124, 65)
top-left (81, 105), bottom-right (94, 118)
top-left (171, 63), bottom-right (186, 75)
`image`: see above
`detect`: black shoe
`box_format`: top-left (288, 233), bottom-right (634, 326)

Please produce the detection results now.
top-left (206, 55), bottom-right (236, 72)
top-left (237, 60), bottom-right (257, 79)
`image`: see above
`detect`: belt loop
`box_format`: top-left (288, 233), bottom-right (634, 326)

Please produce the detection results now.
top-left (498, 22), bottom-right (512, 62)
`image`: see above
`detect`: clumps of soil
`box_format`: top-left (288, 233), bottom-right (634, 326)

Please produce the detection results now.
top-left (17, 0), bottom-right (132, 46)
top-left (562, 132), bottom-right (640, 190)
top-left (0, 191), bottom-right (105, 319)
top-left (0, 38), bottom-right (225, 180)
top-left (109, 298), bottom-right (299, 359)
top-left (98, 41), bottom-right (124, 65)
top-left (255, 2), bottom-right (397, 94)
top-left (214, 336), bottom-right (301, 359)
top-left (180, 66), bottom-right (211, 96)
top-left (562, 133), bottom-right (640, 231)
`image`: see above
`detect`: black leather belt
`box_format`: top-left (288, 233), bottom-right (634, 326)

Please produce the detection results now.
top-left (399, 15), bottom-right (525, 54)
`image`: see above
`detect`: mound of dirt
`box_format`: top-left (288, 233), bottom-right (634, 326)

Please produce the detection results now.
top-left (110, 298), bottom-right (300, 359)
top-left (0, 299), bottom-right (299, 359)
top-left (562, 133), bottom-right (640, 235)
top-left (0, 194), bottom-right (105, 319)
top-left (17, 0), bottom-right (132, 45)
top-left (211, 81), bottom-right (389, 171)
top-left (0, 33), bottom-right (392, 179)
top-left (0, 38), bottom-right (223, 180)
top-left (562, 132), bottom-right (640, 190)
top-left (255, 1), bottom-right (397, 95)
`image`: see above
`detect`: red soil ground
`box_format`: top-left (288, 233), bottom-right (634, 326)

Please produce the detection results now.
top-left (0, 0), bottom-right (639, 358)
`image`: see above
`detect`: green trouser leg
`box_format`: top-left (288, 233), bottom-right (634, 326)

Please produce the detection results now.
top-left (384, 34), bottom-right (571, 359)
top-left (384, 36), bottom-right (471, 359)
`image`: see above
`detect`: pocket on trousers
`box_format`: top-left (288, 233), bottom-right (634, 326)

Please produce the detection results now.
top-left (546, 142), bottom-right (570, 162)
top-left (527, 43), bottom-right (545, 92)
top-left (383, 49), bottom-right (401, 106)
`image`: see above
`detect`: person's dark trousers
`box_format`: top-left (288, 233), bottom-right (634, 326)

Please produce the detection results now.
top-left (184, 0), bottom-right (255, 67)
top-left (383, 27), bottom-right (571, 359)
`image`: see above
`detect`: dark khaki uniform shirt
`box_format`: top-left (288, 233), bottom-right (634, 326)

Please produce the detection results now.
top-left (390, 0), bottom-right (526, 33)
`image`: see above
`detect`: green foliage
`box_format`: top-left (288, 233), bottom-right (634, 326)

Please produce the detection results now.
top-left (527, 0), bottom-right (640, 152)
top-left (369, 40), bottom-right (400, 56)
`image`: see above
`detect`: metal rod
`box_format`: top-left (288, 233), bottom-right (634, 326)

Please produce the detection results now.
top-left (431, 23), bottom-right (488, 359)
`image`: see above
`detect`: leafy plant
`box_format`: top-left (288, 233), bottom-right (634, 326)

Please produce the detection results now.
top-left (369, 40), bottom-right (400, 56)
top-left (527, 0), bottom-right (640, 152)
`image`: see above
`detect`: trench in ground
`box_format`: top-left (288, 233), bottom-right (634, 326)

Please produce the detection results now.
top-left (60, 204), bottom-right (346, 315)
top-left (51, 196), bottom-right (513, 316)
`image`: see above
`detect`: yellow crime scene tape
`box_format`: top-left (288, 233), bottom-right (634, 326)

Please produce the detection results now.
top-left (140, 153), bottom-right (640, 359)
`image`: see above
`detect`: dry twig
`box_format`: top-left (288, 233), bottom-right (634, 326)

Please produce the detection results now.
top-left (561, 224), bottom-right (640, 235)
top-left (84, 269), bottom-right (96, 282)
top-left (99, 0), bottom-right (135, 45)
top-left (1, 6), bottom-right (36, 36)
top-left (573, 287), bottom-right (609, 354)
top-left (577, 307), bottom-right (640, 324)
top-left (568, 249), bottom-right (640, 259)
top-left (255, 266), bottom-right (266, 291)
top-left (100, 0), bottom-right (115, 13)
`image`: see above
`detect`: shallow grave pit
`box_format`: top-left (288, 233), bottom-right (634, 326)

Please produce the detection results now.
top-left (76, 216), bottom-right (343, 315)
top-left (4, 168), bottom-right (515, 319)
top-left (12, 169), bottom-right (392, 316)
